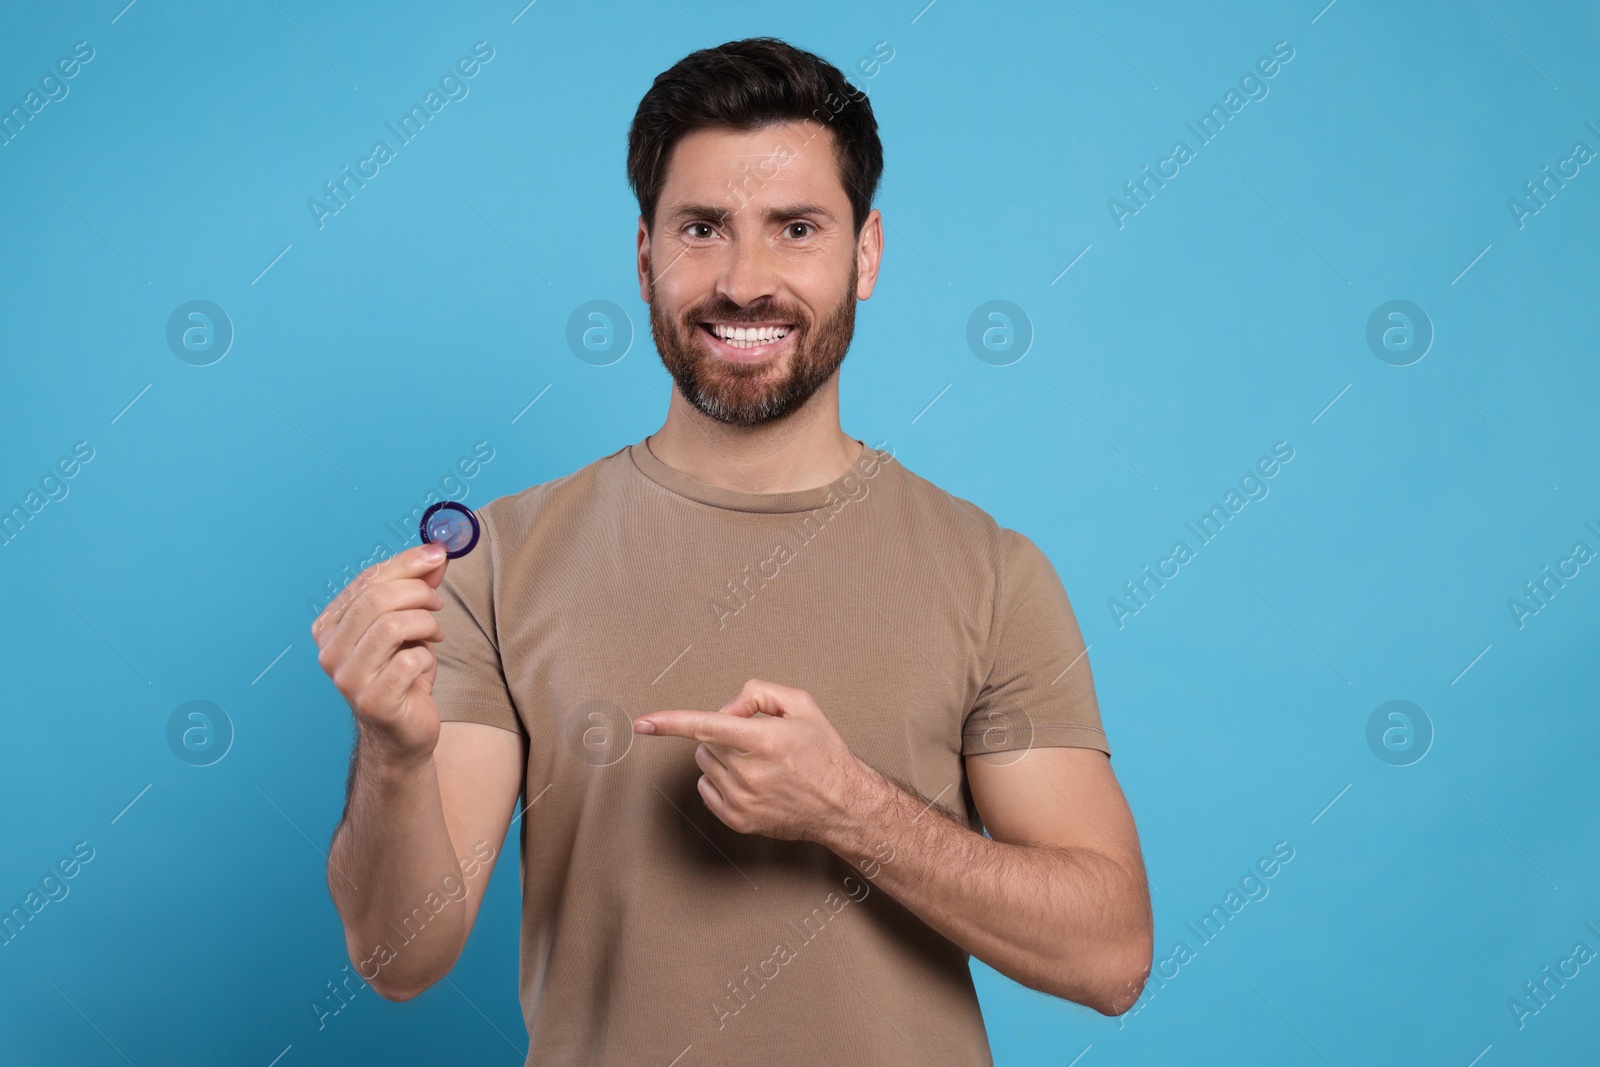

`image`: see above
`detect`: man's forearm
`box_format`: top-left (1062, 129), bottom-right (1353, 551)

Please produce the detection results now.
top-left (326, 732), bottom-right (468, 1000)
top-left (813, 763), bottom-right (1152, 1014)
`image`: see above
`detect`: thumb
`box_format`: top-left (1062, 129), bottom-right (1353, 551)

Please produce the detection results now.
top-left (718, 695), bottom-right (761, 718)
top-left (417, 545), bottom-right (449, 590)
top-left (718, 680), bottom-right (795, 719)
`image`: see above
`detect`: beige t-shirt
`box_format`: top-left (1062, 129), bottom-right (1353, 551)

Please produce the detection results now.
top-left (431, 435), bottom-right (1110, 1065)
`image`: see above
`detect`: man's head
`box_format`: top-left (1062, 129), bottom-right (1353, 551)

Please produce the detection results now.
top-left (627, 38), bottom-right (884, 427)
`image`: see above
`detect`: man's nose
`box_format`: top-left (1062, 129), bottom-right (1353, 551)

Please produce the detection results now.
top-left (715, 232), bottom-right (781, 309)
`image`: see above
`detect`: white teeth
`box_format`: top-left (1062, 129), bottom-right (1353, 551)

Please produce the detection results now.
top-left (709, 323), bottom-right (790, 348)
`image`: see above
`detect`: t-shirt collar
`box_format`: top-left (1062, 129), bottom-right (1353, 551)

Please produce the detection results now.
top-left (627, 435), bottom-right (884, 514)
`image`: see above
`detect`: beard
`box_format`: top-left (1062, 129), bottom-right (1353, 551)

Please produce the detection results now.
top-left (648, 258), bottom-right (858, 427)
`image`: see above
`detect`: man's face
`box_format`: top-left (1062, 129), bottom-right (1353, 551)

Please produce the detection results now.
top-left (637, 120), bottom-right (881, 427)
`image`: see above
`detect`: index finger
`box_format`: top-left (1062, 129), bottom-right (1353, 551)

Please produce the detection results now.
top-left (315, 543), bottom-right (447, 635)
top-left (634, 710), bottom-right (766, 752)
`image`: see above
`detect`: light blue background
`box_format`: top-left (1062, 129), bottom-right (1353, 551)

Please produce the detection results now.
top-left (3, 1), bottom-right (1597, 1064)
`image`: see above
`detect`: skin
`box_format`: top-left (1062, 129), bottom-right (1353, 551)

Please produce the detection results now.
top-left (315, 113), bottom-right (1152, 1016)
top-left (314, 543), bottom-right (521, 1001)
top-left (637, 119), bottom-right (880, 493)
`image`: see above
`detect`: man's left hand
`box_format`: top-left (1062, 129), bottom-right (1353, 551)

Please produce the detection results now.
top-left (634, 678), bottom-right (870, 842)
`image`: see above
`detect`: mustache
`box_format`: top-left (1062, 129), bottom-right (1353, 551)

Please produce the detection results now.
top-left (685, 302), bottom-right (806, 326)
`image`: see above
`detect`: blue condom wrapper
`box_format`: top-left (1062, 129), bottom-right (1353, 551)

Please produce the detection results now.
top-left (419, 500), bottom-right (480, 558)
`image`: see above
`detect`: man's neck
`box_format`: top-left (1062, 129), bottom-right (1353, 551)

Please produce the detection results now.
top-left (645, 382), bottom-right (863, 495)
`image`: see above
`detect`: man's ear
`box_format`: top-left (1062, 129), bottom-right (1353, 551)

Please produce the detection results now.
top-left (855, 208), bottom-right (883, 301)
top-left (636, 216), bottom-right (651, 302)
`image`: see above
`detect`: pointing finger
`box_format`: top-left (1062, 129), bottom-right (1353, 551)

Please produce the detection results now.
top-left (634, 710), bottom-right (767, 752)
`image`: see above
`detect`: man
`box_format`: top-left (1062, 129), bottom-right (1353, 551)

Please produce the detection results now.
top-left (313, 36), bottom-right (1151, 1065)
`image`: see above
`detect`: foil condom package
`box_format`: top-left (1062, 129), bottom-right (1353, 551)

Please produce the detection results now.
top-left (419, 500), bottom-right (480, 558)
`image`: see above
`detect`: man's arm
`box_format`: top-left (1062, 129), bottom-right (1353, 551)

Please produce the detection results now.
top-left (313, 543), bottom-right (525, 1001)
top-left (326, 719), bottom-right (523, 1001)
top-left (635, 679), bottom-right (1152, 1016)
top-left (819, 745), bottom-right (1152, 1015)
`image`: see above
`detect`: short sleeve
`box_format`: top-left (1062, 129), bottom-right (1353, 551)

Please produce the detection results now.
top-left (431, 504), bottom-right (526, 736)
top-left (962, 529), bottom-right (1110, 757)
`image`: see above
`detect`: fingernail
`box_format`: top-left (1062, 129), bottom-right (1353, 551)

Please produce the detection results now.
top-left (634, 719), bottom-right (656, 734)
top-left (422, 544), bottom-right (445, 563)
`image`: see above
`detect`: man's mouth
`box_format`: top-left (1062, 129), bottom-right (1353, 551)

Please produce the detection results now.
top-left (696, 321), bottom-right (795, 360)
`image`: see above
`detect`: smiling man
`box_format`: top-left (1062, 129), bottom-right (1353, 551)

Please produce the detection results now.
top-left (314, 36), bottom-right (1151, 1066)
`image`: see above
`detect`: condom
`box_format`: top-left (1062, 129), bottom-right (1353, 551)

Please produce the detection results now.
top-left (419, 500), bottom-right (480, 558)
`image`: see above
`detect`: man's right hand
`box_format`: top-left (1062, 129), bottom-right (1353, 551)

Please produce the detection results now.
top-left (312, 543), bottom-right (451, 766)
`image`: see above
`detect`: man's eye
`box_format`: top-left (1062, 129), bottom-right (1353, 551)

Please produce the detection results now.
top-left (786, 223), bottom-right (813, 239)
top-left (686, 223), bottom-right (715, 239)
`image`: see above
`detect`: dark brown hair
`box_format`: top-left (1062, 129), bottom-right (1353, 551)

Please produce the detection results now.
top-left (627, 37), bottom-right (883, 236)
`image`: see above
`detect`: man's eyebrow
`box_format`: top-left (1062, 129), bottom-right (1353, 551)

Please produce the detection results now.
top-left (663, 202), bottom-right (837, 227)
top-left (767, 202), bottom-right (835, 223)
top-left (663, 203), bottom-right (732, 227)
